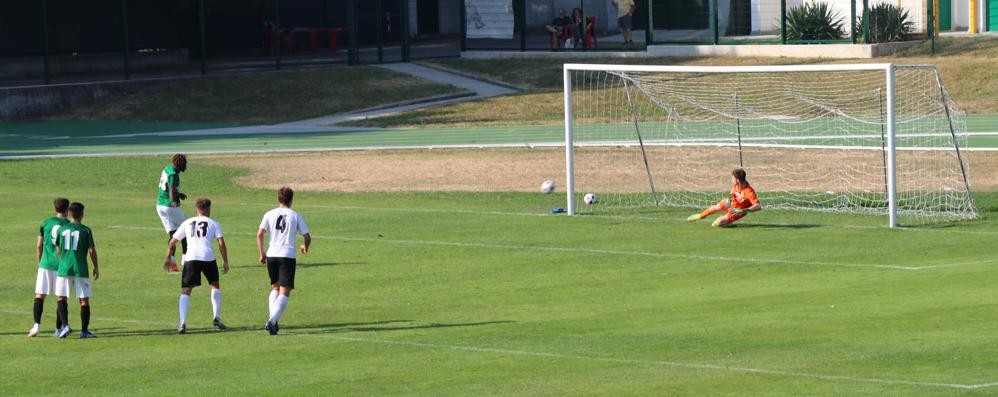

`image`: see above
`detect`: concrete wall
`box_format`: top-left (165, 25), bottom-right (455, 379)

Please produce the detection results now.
top-left (467, 0), bottom-right (515, 38)
top-left (0, 80), bottom-right (161, 121)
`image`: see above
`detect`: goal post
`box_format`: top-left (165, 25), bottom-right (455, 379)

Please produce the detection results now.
top-left (562, 63), bottom-right (977, 227)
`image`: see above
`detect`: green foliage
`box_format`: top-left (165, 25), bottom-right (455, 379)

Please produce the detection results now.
top-left (783, 1), bottom-right (846, 41)
top-left (854, 2), bottom-right (913, 43)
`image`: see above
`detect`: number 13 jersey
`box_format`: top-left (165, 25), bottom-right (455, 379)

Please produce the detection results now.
top-left (260, 208), bottom-right (309, 259)
top-left (173, 216), bottom-right (223, 261)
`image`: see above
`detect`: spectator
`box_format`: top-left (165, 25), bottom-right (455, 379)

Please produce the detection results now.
top-left (545, 8), bottom-right (573, 47)
top-left (613, 0), bottom-right (636, 44)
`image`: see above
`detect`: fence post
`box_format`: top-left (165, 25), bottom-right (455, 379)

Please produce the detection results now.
top-left (581, 2), bottom-right (587, 51)
top-left (274, 0), bottom-right (282, 70)
top-left (519, 0), bottom-right (526, 51)
top-left (198, 0), bottom-right (207, 75)
top-left (780, 0), bottom-right (787, 44)
top-left (400, 0), bottom-right (410, 61)
top-left (122, 0), bottom-right (130, 79)
top-left (376, 0), bottom-right (384, 63)
top-left (42, 0), bottom-right (51, 84)
top-left (850, 0), bottom-right (857, 43)
top-left (645, 0), bottom-right (653, 44)
top-left (927, 0), bottom-right (935, 54)
top-left (712, 0), bottom-right (719, 44)
top-left (347, 0), bottom-right (358, 65)
top-left (460, 0), bottom-right (467, 51)
top-left (862, 0), bottom-right (869, 43)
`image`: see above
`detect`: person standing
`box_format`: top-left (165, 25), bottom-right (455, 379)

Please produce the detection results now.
top-left (613, 0), bottom-right (637, 44)
top-left (166, 198), bottom-right (229, 334)
top-left (157, 154), bottom-right (188, 272)
top-left (55, 202), bottom-right (100, 339)
top-left (256, 187), bottom-right (311, 335)
top-left (28, 197), bottom-right (71, 337)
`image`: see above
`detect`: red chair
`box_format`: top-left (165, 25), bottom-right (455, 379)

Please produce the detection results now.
top-left (549, 26), bottom-right (573, 49)
top-left (585, 16), bottom-right (598, 48)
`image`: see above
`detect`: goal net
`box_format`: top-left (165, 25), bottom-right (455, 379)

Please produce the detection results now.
top-left (562, 63), bottom-right (977, 227)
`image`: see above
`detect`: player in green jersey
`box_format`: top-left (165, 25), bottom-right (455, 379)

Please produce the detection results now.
top-left (28, 198), bottom-right (70, 337)
top-left (55, 202), bottom-right (101, 339)
top-left (157, 154), bottom-right (188, 272)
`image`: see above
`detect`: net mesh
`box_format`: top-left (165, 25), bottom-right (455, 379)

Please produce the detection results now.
top-left (567, 65), bottom-right (977, 224)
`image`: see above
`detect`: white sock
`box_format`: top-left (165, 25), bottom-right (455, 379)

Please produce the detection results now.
top-left (178, 294), bottom-right (190, 324)
top-left (210, 288), bottom-right (222, 319)
top-left (268, 290), bottom-right (279, 318)
top-left (270, 295), bottom-right (289, 324)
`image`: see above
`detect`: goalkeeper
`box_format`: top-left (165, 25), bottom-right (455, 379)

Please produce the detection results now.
top-left (688, 168), bottom-right (762, 227)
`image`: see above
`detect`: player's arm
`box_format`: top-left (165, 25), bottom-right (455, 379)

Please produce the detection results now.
top-left (300, 233), bottom-right (311, 254)
top-left (217, 237), bottom-right (229, 274)
top-left (36, 236), bottom-right (43, 263)
top-left (89, 246), bottom-right (100, 280)
top-left (256, 228), bottom-right (267, 264)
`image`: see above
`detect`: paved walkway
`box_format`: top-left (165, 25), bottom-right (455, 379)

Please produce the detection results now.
top-left (281, 62), bottom-right (519, 127)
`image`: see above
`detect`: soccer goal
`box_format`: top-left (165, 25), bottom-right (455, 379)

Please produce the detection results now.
top-left (562, 63), bottom-right (977, 227)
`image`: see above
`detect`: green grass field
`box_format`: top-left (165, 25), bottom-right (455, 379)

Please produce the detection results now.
top-left (3, 155), bottom-right (998, 396)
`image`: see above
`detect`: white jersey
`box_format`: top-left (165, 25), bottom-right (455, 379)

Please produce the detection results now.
top-left (173, 216), bottom-right (223, 262)
top-left (259, 207), bottom-right (309, 259)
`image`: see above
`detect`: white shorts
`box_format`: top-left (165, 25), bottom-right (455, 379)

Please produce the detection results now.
top-left (157, 205), bottom-right (186, 233)
top-left (35, 268), bottom-right (58, 295)
top-left (55, 276), bottom-right (93, 299)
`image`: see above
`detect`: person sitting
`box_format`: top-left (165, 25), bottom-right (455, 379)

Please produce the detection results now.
top-left (546, 8), bottom-right (573, 48)
top-left (571, 8), bottom-right (592, 49)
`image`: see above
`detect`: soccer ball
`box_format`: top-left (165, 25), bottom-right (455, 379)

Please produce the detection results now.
top-left (540, 180), bottom-right (555, 194)
top-left (583, 193), bottom-right (598, 205)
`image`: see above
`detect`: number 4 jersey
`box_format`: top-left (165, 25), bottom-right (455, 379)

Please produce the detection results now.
top-left (260, 207), bottom-right (309, 259)
top-left (173, 216), bottom-right (223, 261)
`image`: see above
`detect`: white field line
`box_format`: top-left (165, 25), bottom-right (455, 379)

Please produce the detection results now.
top-left (106, 224), bottom-right (997, 271)
top-left (0, 308), bottom-right (993, 390)
top-left (2, 189), bottom-right (996, 237)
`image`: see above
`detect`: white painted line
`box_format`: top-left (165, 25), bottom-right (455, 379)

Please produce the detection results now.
top-left (108, 224), bottom-right (977, 271)
top-left (1, 308), bottom-right (993, 390)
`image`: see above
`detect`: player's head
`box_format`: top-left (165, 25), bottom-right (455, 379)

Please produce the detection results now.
top-left (69, 202), bottom-right (85, 221)
top-left (278, 187), bottom-right (294, 207)
top-left (195, 198), bottom-right (211, 216)
top-left (172, 154), bottom-right (188, 172)
top-left (732, 168), bottom-right (748, 185)
top-left (53, 197), bottom-right (70, 215)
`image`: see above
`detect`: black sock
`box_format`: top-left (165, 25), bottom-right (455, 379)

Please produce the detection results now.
top-left (57, 300), bottom-right (68, 330)
top-left (33, 298), bottom-right (43, 324)
top-left (81, 305), bottom-right (91, 333)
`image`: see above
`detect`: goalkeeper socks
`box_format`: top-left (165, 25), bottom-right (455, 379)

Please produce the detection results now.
top-left (698, 209), bottom-right (712, 219)
top-left (270, 295), bottom-right (288, 324)
top-left (268, 290), bottom-right (279, 318)
top-left (179, 294), bottom-right (190, 324)
top-left (81, 305), bottom-right (91, 333)
top-left (210, 288), bottom-right (222, 319)
top-left (33, 297), bottom-right (44, 324)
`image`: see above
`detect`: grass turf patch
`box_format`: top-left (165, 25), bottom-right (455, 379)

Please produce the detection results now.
top-left (1, 155), bottom-right (997, 395)
top-left (53, 66), bottom-right (466, 125)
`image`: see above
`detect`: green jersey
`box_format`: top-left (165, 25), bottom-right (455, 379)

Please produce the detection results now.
top-left (38, 216), bottom-right (69, 271)
top-left (56, 222), bottom-right (95, 278)
top-left (157, 165), bottom-right (180, 206)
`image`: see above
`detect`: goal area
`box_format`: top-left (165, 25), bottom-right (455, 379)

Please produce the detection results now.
top-left (562, 63), bottom-right (977, 227)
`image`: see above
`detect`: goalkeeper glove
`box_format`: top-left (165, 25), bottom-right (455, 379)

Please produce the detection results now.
top-left (731, 208), bottom-right (749, 215)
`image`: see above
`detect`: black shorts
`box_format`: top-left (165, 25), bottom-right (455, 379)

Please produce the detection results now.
top-left (182, 260), bottom-right (220, 288)
top-left (267, 257), bottom-right (297, 289)
top-left (618, 14), bottom-right (633, 29)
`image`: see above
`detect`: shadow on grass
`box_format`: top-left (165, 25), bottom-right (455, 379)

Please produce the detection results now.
top-left (229, 262), bottom-right (365, 270)
top-left (728, 223), bottom-right (825, 229)
top-left (295, 320), bottom-right (515, 334)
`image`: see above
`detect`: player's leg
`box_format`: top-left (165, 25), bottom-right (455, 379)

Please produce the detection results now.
top-left (266, 257), bottom-right (295, 335)
top-left (77, 276), bottom-right (96, 339)
top-left (178, 261), bottom-right (200, 334)
top-left (30, 269), bottom-right (57, 337)
top-left (54, 276), bottom-right (72, 338)
top-left (689, 199), bottom-right (730, 221)
top-left (712, 210), bottom-right (747, 227)
top-left (204, 261), bottom-right (225, 330)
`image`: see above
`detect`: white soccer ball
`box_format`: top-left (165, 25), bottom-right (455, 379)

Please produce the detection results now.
top-left (540, 180), bottom-right (555, 194)
top-left (583, 193), bottom-right (598, 205)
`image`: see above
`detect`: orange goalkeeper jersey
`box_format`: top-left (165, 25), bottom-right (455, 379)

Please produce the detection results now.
top-left (730, 183), bottom-right (759, 209)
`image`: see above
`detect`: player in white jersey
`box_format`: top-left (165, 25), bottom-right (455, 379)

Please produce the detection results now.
top-left (165, 198), bottom-right (229, 334)
top-left (256, 187), bottom-right (311, 335)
